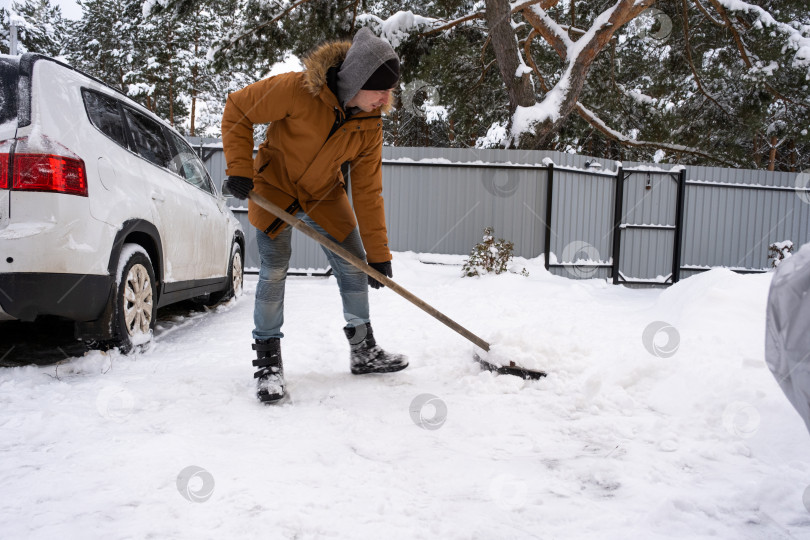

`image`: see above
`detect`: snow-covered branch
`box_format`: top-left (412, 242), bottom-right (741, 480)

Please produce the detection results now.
top-left (681, 0), bottom-right (731, 115)
top-left (572, 7), bottom-right (749, 167)
top-left (419, 12), bottom-right (485, 36)
top-left (379, 1), bottom-right (561, 40)
top-left (574, 102), bottom-right (734, 165)
top-left (215, 0), bottom-right (312, 53)
top-left (521, 4), bottom-right (572, 58)
top-left (708, 0), bottom-right (810, 107)
top-left (512, 0), bottom-right (654, 143)
top-left (509, 0), bottom-right (559, 15)
top-left (713, 0), bottom-right (810, 73)
top-left (691, 0), bottom-right (725, 26)
top-left (359, 11), bottom-right (483, 47)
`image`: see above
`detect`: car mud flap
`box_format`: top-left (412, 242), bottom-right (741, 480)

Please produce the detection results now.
top-left (74, 279), bottom-right (116, 341)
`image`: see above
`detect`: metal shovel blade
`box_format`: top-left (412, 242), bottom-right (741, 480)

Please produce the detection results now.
top-left (473, 352), bottom-right (547, 380)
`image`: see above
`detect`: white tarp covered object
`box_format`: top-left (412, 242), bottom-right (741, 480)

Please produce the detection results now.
top-left (766, 242), bottom-right (810, 435)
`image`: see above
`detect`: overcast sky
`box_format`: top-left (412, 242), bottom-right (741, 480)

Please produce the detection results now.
top-left (3, 0), bottom-right (82, 20)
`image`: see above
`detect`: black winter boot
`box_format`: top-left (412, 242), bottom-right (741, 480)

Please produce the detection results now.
top-left (252, 338), bottom-right (286, 404)
top-left (344, 323), bottom-right (408, 375)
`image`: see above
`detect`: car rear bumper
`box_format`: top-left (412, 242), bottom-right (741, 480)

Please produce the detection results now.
top-left (0, 272), bottom-right (113, 322)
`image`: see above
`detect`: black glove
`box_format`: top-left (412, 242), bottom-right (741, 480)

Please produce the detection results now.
top-left (368, 261), bottom-right (392, 289)
top-left (224, 176), bottom-right (254, 200)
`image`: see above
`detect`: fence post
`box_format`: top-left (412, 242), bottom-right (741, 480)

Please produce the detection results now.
top-left (672, 168), bottom-right (687, 283)
top-left (10, 21), bottom-right (18, 56)
top-left (611, 166), bottom-right (624, 285)
top-left (544, 163), bottom-right (554, 271)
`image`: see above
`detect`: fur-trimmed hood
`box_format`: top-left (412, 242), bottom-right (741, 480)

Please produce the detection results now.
top-left (222, 38), bottom-right (392, 264)
top-left (302, 40), bottom-right (351, 97)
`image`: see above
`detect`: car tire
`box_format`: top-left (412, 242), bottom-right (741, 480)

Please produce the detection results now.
top-left (206, 241), bottom-right (243, 305)
top-left (226, 242), bottom-right (244, 301)
top-left (112, 246), bottom-right (157, 353)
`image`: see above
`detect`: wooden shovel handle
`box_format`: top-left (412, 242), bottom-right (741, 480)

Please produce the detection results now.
top-left (248, 191), bottom-right (491, 352)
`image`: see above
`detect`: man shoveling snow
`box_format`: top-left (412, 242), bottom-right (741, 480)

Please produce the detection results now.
top-left (221, 28), bottom-right (408, 404)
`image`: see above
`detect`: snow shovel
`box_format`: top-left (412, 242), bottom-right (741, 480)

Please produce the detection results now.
top-left (248, 192), bottom-right (547, 380)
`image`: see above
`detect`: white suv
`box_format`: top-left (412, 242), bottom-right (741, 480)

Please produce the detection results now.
top-left (0, 53), bottom-right (244, 351)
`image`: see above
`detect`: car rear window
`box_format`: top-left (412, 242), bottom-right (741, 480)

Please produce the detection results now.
top-left (166, 130), bottom-right (215, 195)
top-left (122, 106), bottom-right (172, 169)
top-left (0, 56), bottom-right (19, 127)
top-left (82, 89), bottom-right (128, 148)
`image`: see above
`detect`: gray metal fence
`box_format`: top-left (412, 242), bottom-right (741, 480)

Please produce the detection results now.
top-left (189, 138), bottom-right (810, 284)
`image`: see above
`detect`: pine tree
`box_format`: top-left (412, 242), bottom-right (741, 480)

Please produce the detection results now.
top-left (74, 0), bottom-right (808, 169)
top-left (144, 0), bottom-right (256, 137)
top-left (68, 0), bottom-right (142, 92)
top-left (4, 0), bottom-right (66, 56)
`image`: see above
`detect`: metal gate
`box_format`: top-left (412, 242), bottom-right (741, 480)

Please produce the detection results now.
top-left (611, 167), bottom-right (686, 285)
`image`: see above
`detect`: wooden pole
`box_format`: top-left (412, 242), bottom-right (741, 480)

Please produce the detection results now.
top-left (248, 192), bottom-right (491, 352)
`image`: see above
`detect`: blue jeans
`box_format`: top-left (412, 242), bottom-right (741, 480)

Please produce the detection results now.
top-left (253, 213), bottom-right (370, 340)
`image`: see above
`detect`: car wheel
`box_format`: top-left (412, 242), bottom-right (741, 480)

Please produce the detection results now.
top-left (112, 246), bottom-right (157, 353)
top-left (205, 241), bottom-right (243, 305)
top-left (228, 243), bottom-right (244, 299)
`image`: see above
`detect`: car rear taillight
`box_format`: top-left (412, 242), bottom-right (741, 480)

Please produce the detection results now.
top-left (0, 153), bottom-right (8, 189)
top-left (9, 136), bottom-right (88, 197)
top-left (13, 154), bottom-right (88, 197)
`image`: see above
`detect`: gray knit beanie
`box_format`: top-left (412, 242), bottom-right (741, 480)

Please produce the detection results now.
top-left (337, 27), bottom-right (399, 109)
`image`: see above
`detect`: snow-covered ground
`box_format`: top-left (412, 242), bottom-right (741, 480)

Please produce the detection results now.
top-left (1, 252), bottom-right (809, 539)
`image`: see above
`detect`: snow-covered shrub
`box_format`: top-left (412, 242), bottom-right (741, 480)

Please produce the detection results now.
top-left (462, 227), bottom-right (528, 277)
top-left (769, 240), bottom-right (793, 267)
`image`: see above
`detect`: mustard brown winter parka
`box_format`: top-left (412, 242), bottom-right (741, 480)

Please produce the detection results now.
top-left (221, 40), bottom-right (391, 263)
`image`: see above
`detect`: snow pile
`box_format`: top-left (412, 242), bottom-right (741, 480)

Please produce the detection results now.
top-left (0, 253), bottom-right (808, 538)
